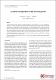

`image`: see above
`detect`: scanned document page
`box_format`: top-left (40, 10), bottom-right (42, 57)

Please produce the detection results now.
top-left (0, 0), bottom-right (56, 80)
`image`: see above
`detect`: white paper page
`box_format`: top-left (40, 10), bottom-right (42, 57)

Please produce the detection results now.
top-left (0, 0), bottom-right (56, 80)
